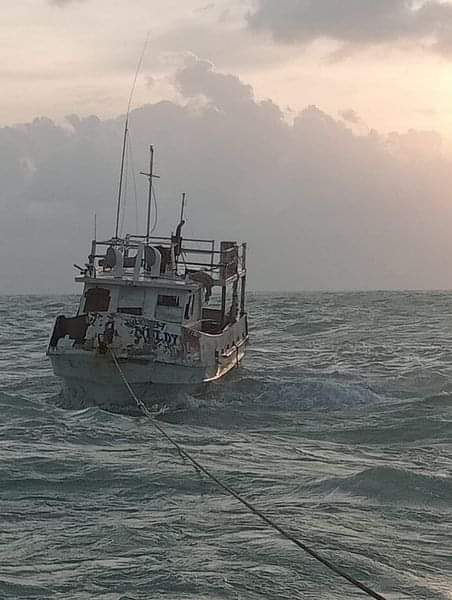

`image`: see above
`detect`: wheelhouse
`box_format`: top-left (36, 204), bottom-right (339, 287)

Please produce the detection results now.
top-left (74, 234), bottom-right (247, 334)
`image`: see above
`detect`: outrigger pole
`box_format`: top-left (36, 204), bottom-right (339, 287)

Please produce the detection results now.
top-left (113, 33), bottom-right (150, 239)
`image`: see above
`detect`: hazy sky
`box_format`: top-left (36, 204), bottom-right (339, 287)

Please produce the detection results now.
top-left (4, 0), bottom-right (452, 132)
top-left (3, 0), bottom-right (452, 292)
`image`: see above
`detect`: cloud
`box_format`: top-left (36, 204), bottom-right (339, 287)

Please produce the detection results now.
top-left (2, 57), bottom-right (452, 292)
top-left (175, 57), bottom-right (255, 109)
top-left (339, 109), bottom-right (362, 125)
top-left (247, 0), bottom-right (452, 57)
top-left (49, 0), bottom-right (85, 6)
top-left (194, 3), bottom-right (217, 13)
top-left (149, 19), bottom-right (295, 73)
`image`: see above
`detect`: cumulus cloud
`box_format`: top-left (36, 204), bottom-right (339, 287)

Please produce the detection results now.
top-left (175, 57), bottom-right (255, 108)
top-left (2, 58), bottom-right (452, 292)
top-left (247, 0), bottom-right (452, 56)
top-left (339, 109), bottom-right (362, 125)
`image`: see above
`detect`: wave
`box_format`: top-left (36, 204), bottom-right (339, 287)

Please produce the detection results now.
top-left (152, 377), bottom-right (385, 431)
top-left (0, 391), bottom-right (47, 417)
top-left (39, 371), bottom-right (385, 423)
top-left (283, 318), bottom-right (346, 337)
top-left (416, 392), bottom-right (452, 410)
top-left (209, 375), bottom-right (384, 411)
top-left (0, 581), bottom-right (48, 598)
top-left (311, 466), bottom-right (452, 506)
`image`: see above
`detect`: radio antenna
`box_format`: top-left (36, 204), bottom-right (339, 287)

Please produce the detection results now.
top-left (179, 192), bottom-right (186, 224)
top-left (114, 33), bottom-right (150, 239)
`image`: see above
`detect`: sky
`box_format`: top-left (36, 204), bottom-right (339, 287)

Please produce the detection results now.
top-left (3, 0), bottom-right (452, 291)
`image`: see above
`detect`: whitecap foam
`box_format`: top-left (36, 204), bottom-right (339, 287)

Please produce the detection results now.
top-left (310, 466), bottom-right (452, 506)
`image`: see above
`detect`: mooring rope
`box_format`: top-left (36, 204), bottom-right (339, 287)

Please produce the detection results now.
top-left (110, 350), bottom-right (390, 600)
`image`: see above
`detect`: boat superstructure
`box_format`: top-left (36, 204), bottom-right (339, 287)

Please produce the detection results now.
top-left (47, 223), bottom-right (248, 409)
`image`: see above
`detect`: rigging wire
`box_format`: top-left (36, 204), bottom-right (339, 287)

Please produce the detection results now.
top-left (110, 350), bottom-right (391, 600)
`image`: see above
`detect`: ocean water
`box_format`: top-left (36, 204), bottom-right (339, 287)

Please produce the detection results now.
top-left (0, 292), bottom-right (451, 600)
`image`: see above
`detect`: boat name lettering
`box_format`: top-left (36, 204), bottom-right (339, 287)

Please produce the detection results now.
top-left (153, 330), bottom-right (179, 347)
top-left (123, 317), bottom-right (150, 328)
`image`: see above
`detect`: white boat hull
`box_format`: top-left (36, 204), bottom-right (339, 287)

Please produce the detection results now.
top-left (48, 312), bottom-right (248, 412)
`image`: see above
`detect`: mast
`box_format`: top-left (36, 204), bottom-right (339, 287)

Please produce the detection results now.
top-left (140, 145), bottom-right (160, 245)
top-left (114, 119), bottom-right (128, 238)
top-left (146, 145), bottom-right (154, 245)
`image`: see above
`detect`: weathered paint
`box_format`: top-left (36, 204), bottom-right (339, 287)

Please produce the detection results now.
top-left (48, 311), bottom-right (248, 384)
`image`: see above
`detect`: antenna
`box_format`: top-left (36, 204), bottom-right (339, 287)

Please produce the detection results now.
top-left (140, 145), bottom-right (160, 245)
top-left (180, 192), bottom-right (186, 224)
top-left (94, 212), bottom-right (97, 240)
top-left (114, 33), bottom-right (150, 239)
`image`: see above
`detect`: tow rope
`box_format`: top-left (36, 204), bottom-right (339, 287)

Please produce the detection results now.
top-left (111, 351), bottom-right (391, 600)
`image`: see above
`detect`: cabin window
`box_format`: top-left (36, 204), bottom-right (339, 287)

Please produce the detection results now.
top-left (117, 287), bottom-right (145, 316)
top-left (118, 307), bottom-right (143, 316)
top-left (84, 287), bottom-right (110, 313)
top-left (155, 293), bottom-right (184, 323)
top-left (157, 295), bottom-right (179, 307)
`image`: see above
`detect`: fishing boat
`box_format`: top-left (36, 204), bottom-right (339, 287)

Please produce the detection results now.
top-left (47, 146), bottom-right (248, 411)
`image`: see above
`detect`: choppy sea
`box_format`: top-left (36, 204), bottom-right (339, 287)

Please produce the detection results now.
top-left (1, 292), bottom-right (451, 600)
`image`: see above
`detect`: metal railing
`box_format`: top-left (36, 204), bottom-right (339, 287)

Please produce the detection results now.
top-left (85, 235), bottom-right (247, 285)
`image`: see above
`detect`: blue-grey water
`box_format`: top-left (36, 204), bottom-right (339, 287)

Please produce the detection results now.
top-left (1, 292), bottom-right (451, 600)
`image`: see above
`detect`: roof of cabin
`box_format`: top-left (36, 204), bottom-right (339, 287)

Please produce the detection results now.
top-left (75, 274), bottom-right (202, 292)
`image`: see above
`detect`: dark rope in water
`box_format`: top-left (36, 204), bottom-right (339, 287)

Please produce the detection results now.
top-left (111, 351), bottom-right (390, 600)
